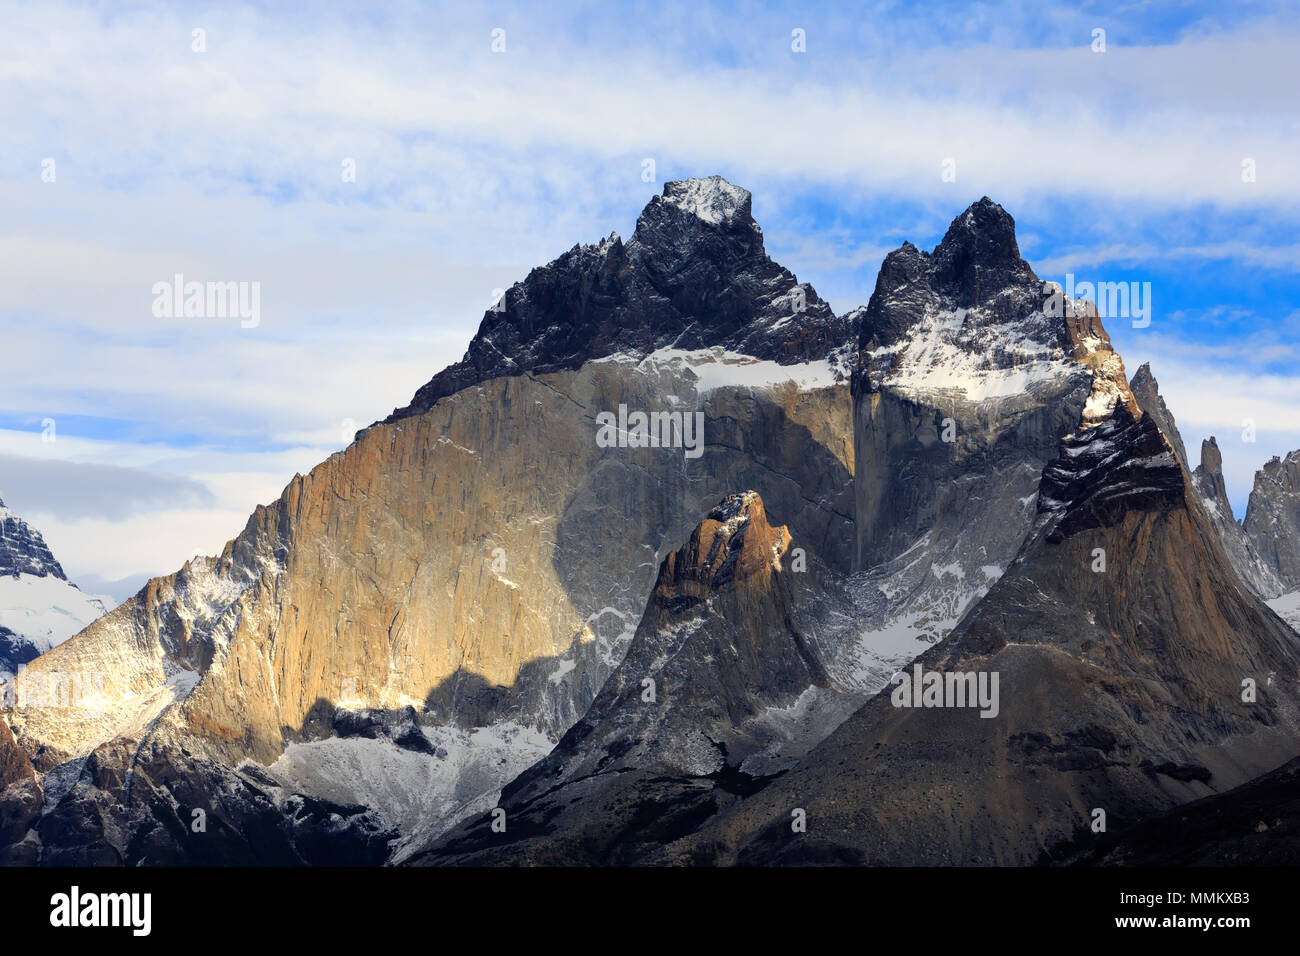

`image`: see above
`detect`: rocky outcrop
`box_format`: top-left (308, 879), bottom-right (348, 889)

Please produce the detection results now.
top-left (0, 717), bottom-right (33, 790)
top-left (1192, 437), bottom-right (1284, 600)
top-left (381, 176), bottom-right (850, 426)
top-left (1070, 755), bottom-right (1300, 866)
top-left (410, 492), bottom-right (842, 865)
top-left (1244, 450), bottom-right (1300, 591)
top-left (0, 497), bottom-right (66, 580)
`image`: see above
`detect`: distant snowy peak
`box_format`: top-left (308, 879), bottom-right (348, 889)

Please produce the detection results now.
top-left (0, 497), bottom-right (67, 580)
top-left (0, 498), bottom-right (112, 674)
top-left (380, 176), bottom-right (850, 426)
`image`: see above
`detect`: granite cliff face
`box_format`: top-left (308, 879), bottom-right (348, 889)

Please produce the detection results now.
top-left (0, 178), bottom-right (861, 865)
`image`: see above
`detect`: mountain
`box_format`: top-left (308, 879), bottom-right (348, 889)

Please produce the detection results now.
top-left (0, 497), bottom-right (110, 676)
top-left (410, 491), bottom-right (835, 865)
top-left (1244, 449), bottom-right (1300, 634)
top-left (6, 185), bottom-right (1299, 868)
top-left (1185, 430), bottom-right (1300, 632)
top-left (1126, 366), bottom-right (1290, 604)
top-left (654, 323), bottom-right (1300, 865)
top-left (0, 178), bottom-right (866, 865)
top-left (380, 175), bottom-right (850, 426)
top-left (413, 196), bottom-right (1300, 867)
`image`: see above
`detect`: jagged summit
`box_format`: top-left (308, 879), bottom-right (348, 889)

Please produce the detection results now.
top-left (1190, 437), bottom-right (1292, 600)
top-left (1129, 362), bottom-right (1189, 469)
top-left (1244, 449), bottom-right (1300, 590)
top-left (930, 196), bottom-right (1033, 306)
top-left (851, 196), bottom-right (1141, 434)
top-left (658, 490), bottom-right (791, 594)
top-left (657, 176), bottom-right (756, 230)
top-left (379, 176), bottom-right (848, 426)
top-left (856, 197), bottom-right (1036, 353)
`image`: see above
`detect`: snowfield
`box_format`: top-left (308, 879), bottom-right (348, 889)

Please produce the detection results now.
top-left (0, 572), bottom-right (111, 667)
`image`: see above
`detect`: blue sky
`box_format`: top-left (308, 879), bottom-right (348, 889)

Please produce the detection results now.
top-left (2, 0), bottom-right (1298, 595)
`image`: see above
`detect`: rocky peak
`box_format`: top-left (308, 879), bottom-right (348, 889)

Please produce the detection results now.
top-left (1128, 362), bottom-right (1188, 468)
top-left (653, 176), bottom-right (757, 233)
top-left (929, 197), bottom-right (1035, 308)
top-left (1254, 451), bottom-right (1300, 496)
top-left (1193, 436), bottom-right (1231, 508)
top-left (414, 491), bottom-right (829, 863)
top-left (0, 497), bottom-right (66, 581)
top-left (1192, 437), bottom-right (1286, 600)
top-left (380, 177), bottom-right (849, 427)
top-left (853, 197), bottom-right (1133, 418)
top-left (1200, 437), bottom-right (1224, 476)
top-left (657, 491), bottom-right (791, 595)
top-left (1244, 449), bottom-right (1300, 590)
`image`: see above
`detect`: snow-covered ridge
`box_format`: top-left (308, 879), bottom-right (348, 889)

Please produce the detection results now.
top-left (597, 346), bottom-right (846, 394)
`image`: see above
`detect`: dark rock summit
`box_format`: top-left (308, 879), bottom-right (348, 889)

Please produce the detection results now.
top-left (0, 497), bottom-right (66, 581)
top-left (382, 176), bottom-right (850, 426)
top-left (854, 197), bottom-right (1042, 364)
top-left (1129, 362), bottom-right (1189, 471)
